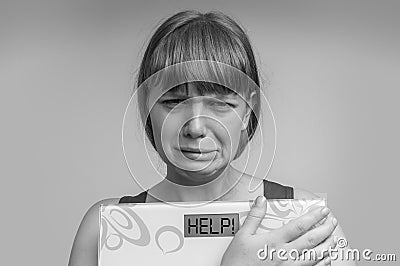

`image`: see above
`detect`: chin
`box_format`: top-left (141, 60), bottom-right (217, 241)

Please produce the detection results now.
top-left (189, 160), bottom-right (228, 177)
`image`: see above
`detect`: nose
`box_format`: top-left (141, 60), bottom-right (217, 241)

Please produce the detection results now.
top-left (182, 102), bottom-right (207, 139)
top-left (183, 116), bottom-right (207, 139)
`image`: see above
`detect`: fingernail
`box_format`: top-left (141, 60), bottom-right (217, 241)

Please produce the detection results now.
top-left (332, 217), bottom-right (337, 226)
top-left (321, 207), bottom-right (330, 216)
top-left (256, 195), bottom-right (266, 207)
top-left (333, 235), bottom-right (339, 246)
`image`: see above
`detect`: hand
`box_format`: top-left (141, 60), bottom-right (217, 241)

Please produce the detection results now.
top-left (220, 196), bottom-right (338, 266)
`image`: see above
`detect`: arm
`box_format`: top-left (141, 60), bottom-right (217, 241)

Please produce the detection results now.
top-left (295, 188), bottom-right (358, 266)
top-left (68, 198), bottom-right (119, 266)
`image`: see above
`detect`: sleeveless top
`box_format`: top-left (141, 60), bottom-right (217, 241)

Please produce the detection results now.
top-left (119, 179), bottom-right (293, 203)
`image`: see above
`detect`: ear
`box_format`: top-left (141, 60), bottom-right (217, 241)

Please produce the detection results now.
top-left (241, 91), bottom-right (256, 131)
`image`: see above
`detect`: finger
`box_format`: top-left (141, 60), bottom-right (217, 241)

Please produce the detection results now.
top-left (239, 195), bottom-right (267, 236)
top-left (296, 235), bottom-right (336, 266)
top-left (313, 255), bottom-right (331, 266)
top-left (287, 215), bottom-right (338, 252)
top-left (273, 207), bottom-right (330, 242)
top-left (308, 235), bottom-right (335, 265)
top-left (311, 216), bottom-right (328, 230)
top-left (288, 255), bottom-right (330, 266)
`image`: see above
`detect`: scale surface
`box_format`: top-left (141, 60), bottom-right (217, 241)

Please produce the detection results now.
top-left (99, 199), bottom-right (326, 266)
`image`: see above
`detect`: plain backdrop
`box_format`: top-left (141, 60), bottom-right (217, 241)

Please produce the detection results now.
top-left (1, 0), bottom-right (399, 265)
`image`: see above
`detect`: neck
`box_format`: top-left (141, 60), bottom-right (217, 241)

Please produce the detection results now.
top-left (160, 164), bottom-right (243, 202)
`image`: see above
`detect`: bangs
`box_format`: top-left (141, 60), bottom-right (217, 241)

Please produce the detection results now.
top-left (166, 81), bottom-right (235, 97)
top-left (152, 19), bottom-right (245, 69)
top-left (145, 16), bottom-right (252, 96)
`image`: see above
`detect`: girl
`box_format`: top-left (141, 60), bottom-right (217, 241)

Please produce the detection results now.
top-left (69, 10), bottom-right (356, 266)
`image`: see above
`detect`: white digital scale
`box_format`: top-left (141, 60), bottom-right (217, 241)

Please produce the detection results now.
top-left (98, 199), bottom-right (326, 266)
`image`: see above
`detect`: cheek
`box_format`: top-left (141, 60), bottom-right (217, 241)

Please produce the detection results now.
top-left (150, 108), bottom-right (180, 149)
top-left (149, 109), bottom-right (165, 151)
top-left (216, 115), bottom-right (244, 151)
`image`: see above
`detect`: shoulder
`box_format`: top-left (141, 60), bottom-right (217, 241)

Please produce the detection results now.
top-left (293, 187), bottom-right (321, 199)
top-left (75, 197), bottom-right (120, 236)
top-left (83, 198), bottom-right (120, 219)
top-left (68, 198), bottom-right (119, 266)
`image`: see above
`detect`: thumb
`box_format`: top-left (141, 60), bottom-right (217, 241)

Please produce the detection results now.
top-left (239, 195), bottom-right (267, 236)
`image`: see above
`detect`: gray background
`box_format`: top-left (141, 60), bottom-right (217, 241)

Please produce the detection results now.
top-left (1, 0), bottom-right (399, 265)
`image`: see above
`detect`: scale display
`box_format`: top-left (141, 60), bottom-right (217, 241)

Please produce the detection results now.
top-left (184, 213), bottom-right (239, 237)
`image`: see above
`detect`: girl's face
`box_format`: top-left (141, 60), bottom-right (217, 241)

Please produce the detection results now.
top-left (148, 83), bottom-right (253, 183)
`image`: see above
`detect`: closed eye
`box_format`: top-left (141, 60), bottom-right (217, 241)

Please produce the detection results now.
top-left (162, 99), bottom-right (183, 104)
top-left (160, 98), bottom-right (186, 108)
top-left (209, 101), bottom-right (237, 108)
top-left (159, 98), bottom-right (238, 109)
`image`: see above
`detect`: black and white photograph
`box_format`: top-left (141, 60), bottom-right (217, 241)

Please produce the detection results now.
top-left (1, 1), bottom-right (399, 265)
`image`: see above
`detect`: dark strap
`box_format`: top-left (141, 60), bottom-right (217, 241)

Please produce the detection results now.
top-left (118, 179), bottom-right (294, 203)
top-left (119, 191), bottom-right (148, 203)
top-left (264, 179), bottom-right (294, 199)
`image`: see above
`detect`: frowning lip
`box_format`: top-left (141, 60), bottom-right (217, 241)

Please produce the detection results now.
top-left (179, 147), bottom-right (217, 153)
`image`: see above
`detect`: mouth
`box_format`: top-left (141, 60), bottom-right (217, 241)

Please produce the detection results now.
top-left (180, 147), bottom-right (216, 153)
top-left (179, 148), bottom-right (217, 160)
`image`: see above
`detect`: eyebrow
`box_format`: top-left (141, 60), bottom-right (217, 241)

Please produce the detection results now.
top-left (162, 91), bottom-right (187, 97)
